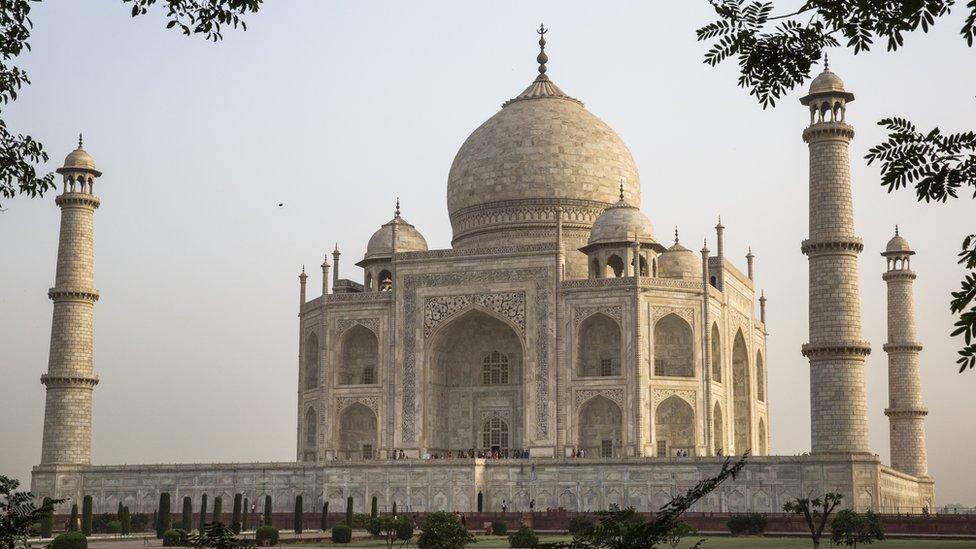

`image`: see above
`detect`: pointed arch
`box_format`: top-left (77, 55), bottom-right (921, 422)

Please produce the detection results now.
top-left (304, 333), bottom-right (319, 390)
top-left (337, 403), bottom-right (377, 459)
top-left (756, 350), bottom-right (765, 402)
top-left (655, 395), bottom-right (695, 456)
top-left (654, 313), bottom-right (695, 378)
top-left (339, 325), bottom-right (378, 385)
top-left (710, 323), bottom-right (722, 382)
top-left (578, 313), bottom-right (621, 377)
top-left (577, 395), bottom-right (623, 458)
top-left (758, 418), bottom-right (768, 455)
top-left (712, 402), bottom-right (724, 456)
top-left (303, 407), bottom-right (317, 462)
top-left (606, 254), bottom-right (625, 278)
top-left (732, 330), bottom-right (752, 454)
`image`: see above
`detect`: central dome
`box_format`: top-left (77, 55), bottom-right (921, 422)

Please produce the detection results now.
top-left (447, 66), bottom-right (640, 252)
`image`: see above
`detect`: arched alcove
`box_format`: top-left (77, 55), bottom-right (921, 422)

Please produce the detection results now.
top-left (304, 333), bottom-right (319, 390)
top-left (427, 309), bottom-right (523, 452)
top-left (304, 407), bottom-right (317, 462)
top-left (337, 403), bottom-right (377, 459)
top-left (606, 254), bottom-right (625, 278)
top-left (732, 330), bottom-right (752, 454)
top-left (711, 324), bottom-right (722, 382)
top-left (653, 314), bottom-right (694, 377)
top-left (339, 325), bottom-right (378, 385)
top-left (655, 396), bottom-right (695, 456)
top-left (758, 418), bottom-right (768, 455)
top-left (713, 402), bottom-right (724, 456)
top-left (577, 313), bottom-right (621, 377)
top-left (577, 396), bottom-right (622, 457)
top-left (756, 351), bottom-right (765, 402)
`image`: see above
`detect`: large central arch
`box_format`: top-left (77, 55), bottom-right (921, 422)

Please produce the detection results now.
top-left (427, 308), bottom-right (524, 452)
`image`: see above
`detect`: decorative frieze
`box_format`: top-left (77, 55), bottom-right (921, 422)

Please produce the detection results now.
top-left (572, 305), bottom-right (622, 328)
top-left (336, 317), bottom-right (381, 336)
top-left (650, 306), bottom-right (695, 327)
top-left (574, 388), bottom-right (624, 409)
top-left (423, 292), bottom-right (526, 338)
top-left (652, 388), bottom-right (696, 408)
top-left (336, 396), bottom-right (379, 414)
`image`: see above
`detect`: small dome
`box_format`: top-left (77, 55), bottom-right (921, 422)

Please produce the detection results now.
top-left (884, 229), bottom-right (914, 256)
top-left (364, 216), bottom-right (428, 260)
top-left (56, 139), bottom-right (101, 176)
top-left (658, 241), bottom-right (701, 280)
top-left (587, 199), bottom-right (655, 246)
top-left (809, 70), bottom-right (845, 95)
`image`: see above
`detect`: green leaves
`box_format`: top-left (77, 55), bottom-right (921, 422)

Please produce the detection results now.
top-left (1, 475), bottom-right (63, 549)
top-left (951, 236), bottom-right (976, 371)
top-left (121, 0), bottom-right (262, 42)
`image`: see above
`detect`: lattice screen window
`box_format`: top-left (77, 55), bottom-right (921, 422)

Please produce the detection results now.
top-left (482, 417), bottom-right (510, 450)
top-left (656, 439), bottom-right (667, 457)
top-left (600, 358), bottom-right (613, 377)
top-left (601, 439), bottom-right (613, 458)
top-left (482, 351), bottom-right (509, 385)
top-left (654, 359), bottom-right (666, 377)
top-left (362, 444), bottom-right (373, 460)
top-left (362, 366), bottom-right (375, 385)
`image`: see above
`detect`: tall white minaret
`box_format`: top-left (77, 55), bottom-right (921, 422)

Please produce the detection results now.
top-left (799, 66), bottom-right (872, 455)
top-left (40, 137), bottom-right (102, 465)
top-left (882, 227), bottom-right (929, 477)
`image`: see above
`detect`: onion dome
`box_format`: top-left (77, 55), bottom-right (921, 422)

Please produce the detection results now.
top-left (447, 25), bottom-right (639, 249)
top-left (587, 186), bottom-right (654, 246)
top-left (800, 57), bottom-right (854, 104)
top-left (658, 229), bottom-right (701, 280)
top-left (56, 134), bottom-right (101, 176)
top-left (882, 226), bottom-right (914, 256)
top-left (362, 201), bottom-right (428, 262)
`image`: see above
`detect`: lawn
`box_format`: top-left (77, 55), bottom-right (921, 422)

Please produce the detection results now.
top-left (282, 534), bottom-right (976, 548)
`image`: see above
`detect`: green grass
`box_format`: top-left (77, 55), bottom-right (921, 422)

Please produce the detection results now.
top-left (282, 534), bottom-right (976, 548)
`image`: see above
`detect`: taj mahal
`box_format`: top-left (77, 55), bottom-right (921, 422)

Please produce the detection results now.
top-left (31, 28), bottom-right (935, 515)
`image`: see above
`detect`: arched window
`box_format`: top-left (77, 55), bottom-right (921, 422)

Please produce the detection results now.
top-left (482, 351), bottom-right (509, 385)
top-left (378, 269), bottom-right (393, 291)
top-left (577, 314), bottom-right (621, 377)
top-left (638, 256), bottom-right (649, 277)
top-left (606, 255), bottom-right (625, 278)
top-left (756, 351), bottom-right (765, 402)
top-left (653, 314), bottom-right (695, 377)
top-left (304, 333), bottom-right (319, 390)
top-left (482, 417), bottom-right (509, 451)
top-left (304, 407), bottom-right (317, 448)
top-left (710, 324), bottom-right (722, 382)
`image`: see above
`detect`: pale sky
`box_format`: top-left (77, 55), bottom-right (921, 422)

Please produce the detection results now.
top-left (2, 1), bottom-right (974, 505)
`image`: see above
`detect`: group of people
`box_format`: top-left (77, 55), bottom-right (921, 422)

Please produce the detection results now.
top-left (569, 447), bottom-right (589, 458)
top-left (388, 448), bottom-right (532, 460)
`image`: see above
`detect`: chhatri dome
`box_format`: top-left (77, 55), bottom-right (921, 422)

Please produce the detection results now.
top-left (447, 25), bottom-right (640, 262)
top-left (657, 228), bottom-right (701, 280)
top-left (587, 184), bottom-right (655, 246)
top-left (57, 134), bottom-right (101, 176)
top-left (363, 200), bottom-right (428, 260)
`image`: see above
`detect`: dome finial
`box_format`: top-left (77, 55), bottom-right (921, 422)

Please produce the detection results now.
top-left (895, 224), bottom-right (899, 236)
top-left (824, 51), bottom-right (829, 71)
top-left (619, 181), bottom-right (624, 201)
top-left (674, 226), bottom-right (679, 245)
top-left (78, 133), bottom-right (83, 149)
top-left (395, 197), bottom-right (401, 218)
top-left (536, 23), bottom-right (548, 75)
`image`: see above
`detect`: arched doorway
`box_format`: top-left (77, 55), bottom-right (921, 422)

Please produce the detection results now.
top-left (304, 333), bottom-right (319, 390)
top-left (427, 309), bottom-right (524, 453)
top-left (577, 314), bottom-right (621, 377)
top-left (655, 396), bottom-right (695, 456)
top-left (337, 403), bottom-right (377, 459)
top-left (577, 396), bottom-right (623, 457)
top-left (339, 325), bottom-right (378, 386)
top-left (758, 418), bottom-right (768, 455)
top-left (711, 324), bottom-right (722, 382)
top-left (606, 255), bottom-right (625, 277)
top-left (654, 314), bottom-right (694, 377)
top-left (303, 407), bottom-right (317, 462)
top-left (712, 402), bottom-right (724, 456)
top-left (732, 330), bottom-right (752, 454)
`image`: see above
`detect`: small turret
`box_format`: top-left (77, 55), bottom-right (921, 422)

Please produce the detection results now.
top-left (299, 265), bottom-right (308, 307)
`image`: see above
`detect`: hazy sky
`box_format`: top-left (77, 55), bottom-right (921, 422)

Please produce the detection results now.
top-left (2, 1), bottom-right (974, 505)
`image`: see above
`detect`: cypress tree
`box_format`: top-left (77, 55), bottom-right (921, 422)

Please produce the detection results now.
top-left (477, 491), bottom-right (483, 512)
top-left (182, 496), bottom-right (193, 531)
top-left (152, 510), bottom-right (158, 533)
top-left (293, 495), bottom-right (303, 534)
top-left (370, 496), bottom-right (377, 519)
top-left (242, 498), bottom-right (250, 531)
top-left (121, 506), bottom-right (130, 536)
top-left (320, 502), bottom-right (329, 531)
top-left (391, 501), bottom-right (397, 517)
top-left (156, 493), bottom-right (171, 538)
top-left (345, 496), bottom-right (353, 526)
top-left (199, 494), bottom-right (208, 531)
top-left (117, 502), bottom-right (124, 522)
top-left (263, 495), bottom-right (272, 526)
top-left (212, 496), bottom-right (223, 525)
top-left (81, 495), bottom-right (93, 536)
top-left (68, 503), bottom-right (79, 532)
top-left (39, 498), bottom-right (53, 538)
top-left (231, 493), bottom-right (243, 533)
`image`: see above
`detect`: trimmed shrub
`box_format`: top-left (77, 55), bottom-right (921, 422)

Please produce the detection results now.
top-left (293, 495), bottom-right (303, 534)
top-left (199, 495), bottom-right (208, 532)
top-left (492, 520), bottom-right (508, 535)
top-left (52, 531), bottom-right (87, 549)
top-left (331, 523), bottom-right (352, 544)
top-left (417, 512), bottom-right (474, 549)
top-left (157, 493), bottom-right (171, 538)
top-left (242, 498), bottom-right (250, 531)
top-left (727, 513), bottom-right (767, 536)
top-left (68, 504), bottom-right (79, 532)
top-left (394, 517), bottom-right (413, 541)
top-left (366, 517), bottom-right (382, 537)
top-left (81, 495), bottom-right (93, 536)
top-left (345, 496), bottom-right (353, 527)
top-left (351, 513), bottom-right (371, 529)
top-left (320, 502), bottom-right (329, 531)
top-left (568, 516), bottom-right (594, 537)
top-left (182, 497), bottom-right (192, 532)
top-left (232, 494), bottom-right (243, 534)
top-left (508, 525), bottom-right (538, 548)
top-left (162, 528), bottom-right (187, 547)
top-left (263, 495), bottom-right (272, 527)
top-left (212, 496), bottom-right (223, 525)
top-left (39, 498), bottom-right (53, 538)
top-left (255, 525), bottom-right (279, 546)
top-left (130, 512), bottom-right (152, 533)
top-left (106, 520), bottom-right (121, 534)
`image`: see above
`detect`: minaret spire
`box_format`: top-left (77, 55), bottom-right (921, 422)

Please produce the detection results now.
top-left (536, 23), bottom-right (548, 75)
top-left (395, 197), bottom-right (401, 218)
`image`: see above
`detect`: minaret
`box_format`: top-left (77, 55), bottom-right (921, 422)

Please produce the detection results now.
top-left (332, 245), bottom-right (341, 292)
top-left (746, 247), bottom-right (755, 280)
top-left (799, 66), bottom-right (872, 454)
top-left (40, 137), bottom-right (102, 465)
top-left (321, 256), bottom-right (331, 296)
top-left (714, 217), bottom-right (725, 290)
top-left (882, 227), bottom-right (929, 477)
top-left (299, 266), bottom-right (307, 307)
